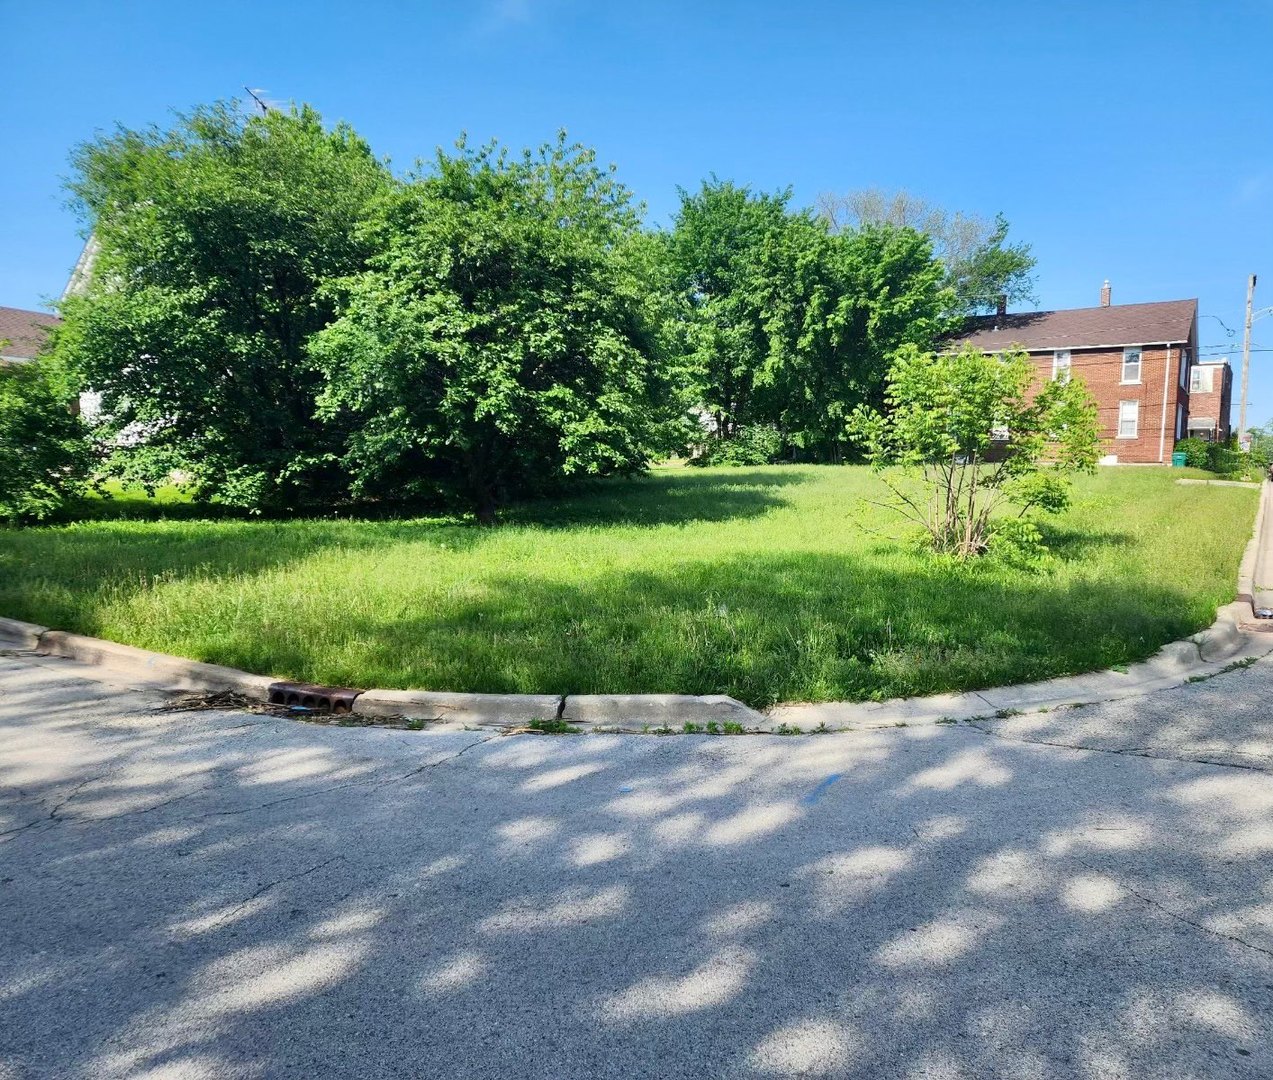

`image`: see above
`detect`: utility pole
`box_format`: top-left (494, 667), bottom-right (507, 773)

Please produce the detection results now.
top-left (1240, 273), bottom-right (1257, 447)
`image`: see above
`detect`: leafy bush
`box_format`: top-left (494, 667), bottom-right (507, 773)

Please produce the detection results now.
top-left (1174, 436), bottom-right (1268, 482)
top-left (1174, 437), bottom-right (1210, 468)
top-left (1209, 442), bottom-right (1268, 482)
top-left (987, 518), bottom-right (1053, 570)
top-left (0, 361), bottom-right (92, 522)
top-left (689, 425), bottom-right (785, 467)
top-left (1207, 443), bottom-right (1244, 475)
top-left (850, 345), bottom-right (1100, 558)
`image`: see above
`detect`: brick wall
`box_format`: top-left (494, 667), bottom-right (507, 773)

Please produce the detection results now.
top-left (1186, 363), bottom-right (1232, 442)
top-left (1025, 344), bottom-right (1191, 463)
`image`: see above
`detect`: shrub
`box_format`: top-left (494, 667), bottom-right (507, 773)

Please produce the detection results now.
top-left (0, 360), bottom-right (92, 522)
top-left (987, 517), bottom-right (1053, 570)
top-left (1174, 437), bottom-right (1210, 468)
top-left (850, 345), bottom-right (1100, 558)
top-left (689, 425), bottom-right (785, 467)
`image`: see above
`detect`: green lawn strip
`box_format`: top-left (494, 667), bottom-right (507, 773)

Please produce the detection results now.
top-left (0, 466), bottom-right (1254, 707)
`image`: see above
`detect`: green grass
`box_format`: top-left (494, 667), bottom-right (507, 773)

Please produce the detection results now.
top-left (0, 465), bottom-right (1256, 707)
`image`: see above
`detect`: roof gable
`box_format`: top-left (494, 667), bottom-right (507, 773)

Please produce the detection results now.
top-left (949, 298), bottom-right (1197, 353)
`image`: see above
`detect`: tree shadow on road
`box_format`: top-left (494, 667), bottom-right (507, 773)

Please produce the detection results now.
top-left (2, 655), bottom-right (1270, 1076)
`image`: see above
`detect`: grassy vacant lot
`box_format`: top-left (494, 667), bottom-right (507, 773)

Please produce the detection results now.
top-left (0, 466), bottom-right (1256, 707)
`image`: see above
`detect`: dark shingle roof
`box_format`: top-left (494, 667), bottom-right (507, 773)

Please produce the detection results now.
top-left (0, 306), bottom-right (61, 360)
top-left (949, 298), bottom-right (1197, 352)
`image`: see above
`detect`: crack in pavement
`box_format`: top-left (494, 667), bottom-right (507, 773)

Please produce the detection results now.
top-left (967, 721), bottom-right (1272, 774)
top-left (1076, 859), bottom-right (1273, 960)
top-left (0, 731), bottom-right (509, 840)
top-left (210, 854), bottom-right (347, 928)
top-left (0, 773), bottom-right (111, 843)
top-left (402, 732), bottom-right (504, 778)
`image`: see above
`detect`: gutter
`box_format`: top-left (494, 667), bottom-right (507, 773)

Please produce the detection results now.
top-left (1159, 341), bottom-right (1176, 463)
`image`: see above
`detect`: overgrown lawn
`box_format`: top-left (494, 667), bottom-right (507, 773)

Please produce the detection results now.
top-left (0, 466), bottom-right (1255, 706)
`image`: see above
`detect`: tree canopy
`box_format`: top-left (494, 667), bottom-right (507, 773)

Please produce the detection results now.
top-left (816, 188), bottom-right (1037, 315)
top-left (54, 103), bottom-right (391, 511)
top-left (0, 350), bottom-right (91, 522)
top-left (310, 135), bottom-right (686, 522)
top-left (35, 98), bottom-right (1050, 521)
top-left (662, 179), bottom-right (955, 461)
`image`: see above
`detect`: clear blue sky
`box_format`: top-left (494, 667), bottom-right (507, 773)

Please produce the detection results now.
top-left (4, 0), bottom-right (1271, 424)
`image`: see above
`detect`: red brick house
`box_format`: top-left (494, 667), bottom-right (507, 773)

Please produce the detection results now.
top-left (947, 285), bottom-right (1200, 463)
top-left (1184, 359), bottom-right (1232, 442)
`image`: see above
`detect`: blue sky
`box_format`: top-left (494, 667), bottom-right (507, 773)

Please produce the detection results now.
top-left (3, 0), bottom-right (1271, 423)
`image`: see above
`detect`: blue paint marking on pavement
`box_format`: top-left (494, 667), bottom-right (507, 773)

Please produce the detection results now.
top-left (802, 773), bottom-right (843, 805)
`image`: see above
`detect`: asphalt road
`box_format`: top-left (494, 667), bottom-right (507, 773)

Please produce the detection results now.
top-left (3, 649), bottom-right (1273, 1079)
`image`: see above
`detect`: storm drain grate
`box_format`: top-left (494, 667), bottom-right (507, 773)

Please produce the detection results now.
top-left (267, 681), bottom-right (362, 715)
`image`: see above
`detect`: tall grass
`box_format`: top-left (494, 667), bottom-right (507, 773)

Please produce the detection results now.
top-left (0, 466), bottom-right (1255, 706)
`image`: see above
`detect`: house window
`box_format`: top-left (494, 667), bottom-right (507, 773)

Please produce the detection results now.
top-left (1118, 400), bottom-right (1139, 439)
top-left (1190, 366), bottom-right (1213, 394)
top-left (1052, 349), bottom-right (1072, 382)
top-left (1179, 347), bottom-right (1190, 389)
top-left (1122, 347), bottom-right (1142, 384)
top-left (1176, 402), bottom-right (1186, 440)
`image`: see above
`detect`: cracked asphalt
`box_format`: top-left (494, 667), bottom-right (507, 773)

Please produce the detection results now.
top-left (3, 651), bottom-right (1273, 1078)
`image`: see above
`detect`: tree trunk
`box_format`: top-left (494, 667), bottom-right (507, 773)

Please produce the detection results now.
top-left (474, 488), bottom-right (498, 527)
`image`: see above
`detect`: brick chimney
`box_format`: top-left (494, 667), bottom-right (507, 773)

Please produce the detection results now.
top-left (996, 294), bottom-right (1007, 316)
top-left (1100, 280), bottom-right (1111, 307)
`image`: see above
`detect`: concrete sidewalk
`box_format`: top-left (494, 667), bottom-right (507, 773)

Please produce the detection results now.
top-left (3, 650), bottom-right (1272, 1078)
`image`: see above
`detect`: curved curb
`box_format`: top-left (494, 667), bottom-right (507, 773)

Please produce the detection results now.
top-left (3, 481), bottom-right (1269, 735)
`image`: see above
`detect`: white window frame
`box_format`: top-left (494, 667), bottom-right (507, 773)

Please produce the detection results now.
top-left (1052, 349), bottom-right (1072, 382)
top-left (1121, 347), bottom-right (1142, 385)
top-left (1117, 400), bottom-right (1139, 439)
top-left (1190, 366), bottom-right (1213, 394)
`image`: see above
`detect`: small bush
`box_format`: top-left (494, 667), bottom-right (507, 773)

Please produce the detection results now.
top-left (987, 517), bottom-right (1053, 570)
top-left (0, 362), bottom-right (92, 523)
top-left (1174, 437), bottom-right (1210, 468)
top-left (690, 425), bottom-right (784, 467)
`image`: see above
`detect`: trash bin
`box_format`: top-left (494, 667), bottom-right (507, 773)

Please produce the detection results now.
top-left (1171, 451), bottom-right (1187, 468)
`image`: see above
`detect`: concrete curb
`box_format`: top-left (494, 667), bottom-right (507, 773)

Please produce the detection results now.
top-left (561, 694), bottom-right (765, 731)
top-left (0, 616), bottom-right (48, 651)
top-left (1251, 478), bottom-right (1273, 618)
top-left (4, 481), bottom-right (1270, 735)
top-left (355, 689), bottom-right (560, 726)
top-left (36, 630), bottom-right (275, 697)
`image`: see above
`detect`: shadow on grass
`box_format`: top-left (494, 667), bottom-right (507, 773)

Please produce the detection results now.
top-left (1034, 521), bottom-right (1135, 560)
top-left (505, 468), bottom-right (810, 528)
top-left (221, 551), bottom-right (1214, 707)
top-left (0, 470), bottom-right (811, 636)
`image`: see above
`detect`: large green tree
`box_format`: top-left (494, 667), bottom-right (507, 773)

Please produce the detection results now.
top-left (663, 180), bottom-right (954, 460)
top-left (310, 135), bottom-right (687, 523)
top-left (53, 102), bottom-right (390, 510)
